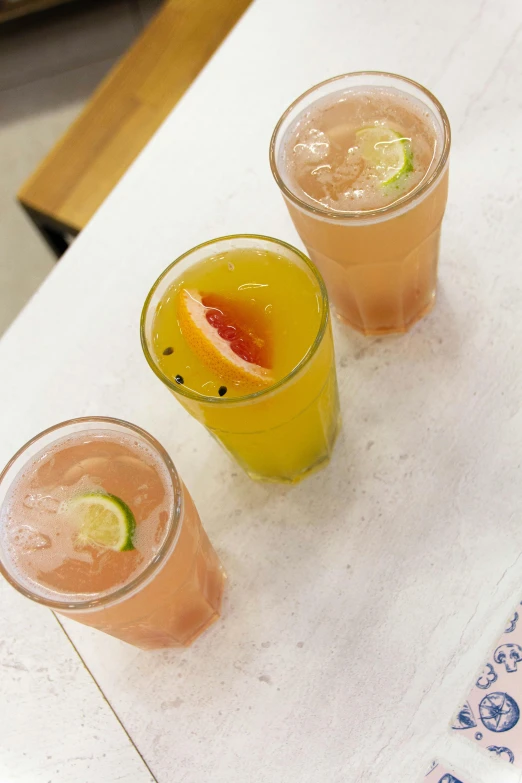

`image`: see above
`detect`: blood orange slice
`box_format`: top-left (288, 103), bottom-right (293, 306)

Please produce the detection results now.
top-left (177, 289), bottom-right (273, 389)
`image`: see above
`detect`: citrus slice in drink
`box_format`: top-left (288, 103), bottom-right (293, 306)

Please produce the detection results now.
top-left (177, 289), bottom-right (273, 389)
top-left (356, 125), bottom-right (413, 187)
top-left (67, 492), bottom-right (136, 551)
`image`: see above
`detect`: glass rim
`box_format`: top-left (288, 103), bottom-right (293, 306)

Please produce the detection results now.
top-left (269, 70), bottom-right (451, 222)
top-left (0, 416), bottom-right (183, 612)
top-left (140, 233), bottom-right (330, 405)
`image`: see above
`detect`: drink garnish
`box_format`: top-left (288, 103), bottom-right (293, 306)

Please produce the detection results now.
top-left (67, 492), bottom-right (136, 551)
top-left (177, 289), bottom-right (273, 389)
top-left (356, 125), bottom-right (413, 187)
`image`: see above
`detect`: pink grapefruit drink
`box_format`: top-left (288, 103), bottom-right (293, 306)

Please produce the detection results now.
top-left (0, 417), bottom-right (225, 650)
top-left (270, 72), bottom-right (451, 335)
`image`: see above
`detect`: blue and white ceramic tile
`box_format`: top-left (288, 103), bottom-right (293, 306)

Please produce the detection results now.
top-left (452, 602), bottom-right (522, 767)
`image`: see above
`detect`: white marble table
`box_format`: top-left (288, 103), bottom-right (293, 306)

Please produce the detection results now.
top-left (2, 0), bottom-right (522, 780)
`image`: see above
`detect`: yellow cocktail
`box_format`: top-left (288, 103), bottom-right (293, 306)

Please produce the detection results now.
top-left (141, 235), bottom-right (340, 483)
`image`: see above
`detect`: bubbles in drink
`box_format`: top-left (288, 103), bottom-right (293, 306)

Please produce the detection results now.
top-left (133, 487), bottom-right (149, 506)
top-left (155, 511), bottom-right (169, 546)
top-left (281, 86), bottom-right (441, 212)
top-left (0, 430), bottom-right (174, 602)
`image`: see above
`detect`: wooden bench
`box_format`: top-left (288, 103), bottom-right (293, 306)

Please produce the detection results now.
top-left (17, 0), bottom-right (251, 255)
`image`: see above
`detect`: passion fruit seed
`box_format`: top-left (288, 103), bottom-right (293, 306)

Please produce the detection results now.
top-left (175, 374), bottom-right (184, 385)
top-left (218, 386), bottom-right (227, 397)
top-left (163, 346), bottom-right (174, 356)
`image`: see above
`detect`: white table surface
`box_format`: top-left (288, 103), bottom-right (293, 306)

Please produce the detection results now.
top-left (2, 0), bottom-right (522, 780)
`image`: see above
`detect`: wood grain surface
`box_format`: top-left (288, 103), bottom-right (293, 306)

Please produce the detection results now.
top-left (17, 0), bottom-right (251, 231)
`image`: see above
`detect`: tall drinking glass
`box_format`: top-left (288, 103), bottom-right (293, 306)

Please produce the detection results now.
top-left (141, 235), bottom-right (340, 484)
top-left (0, 417), bottom-right (225, 650)
top-left (270, 72), bottom-right (451, 335)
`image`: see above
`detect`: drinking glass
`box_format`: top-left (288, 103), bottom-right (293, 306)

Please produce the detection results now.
top-left (270, 72), bottom-right (451, 335)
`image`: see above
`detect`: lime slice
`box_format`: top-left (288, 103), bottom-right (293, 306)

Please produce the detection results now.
top-left (67, 493), bottom-right (136, 551)
top-left (356, 125), bottom-right (413, 187)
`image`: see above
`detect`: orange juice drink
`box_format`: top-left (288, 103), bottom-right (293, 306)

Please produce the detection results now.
top-left (270, 72), bottom-right (451, 335)
top-left (0, 417), bottom-right (225, 650)
top-left (141, 235), bottom-right (340, 483)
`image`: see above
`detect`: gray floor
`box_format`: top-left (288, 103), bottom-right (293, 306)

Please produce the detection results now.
top-left (0, 0), bottom-right (163, 337)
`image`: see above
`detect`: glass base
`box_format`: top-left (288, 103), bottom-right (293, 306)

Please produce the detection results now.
top-left (335, 297), bottom-right (436, 336)
top-left (179, 578), bottom-right (226, 648)
top-left (128, 567), bottom-right (227, 650)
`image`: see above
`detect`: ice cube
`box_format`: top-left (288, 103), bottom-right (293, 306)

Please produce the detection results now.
top-left (63, 457), bottom-right (109, 484)
top-left (40, 496), bottom-right (60, 513)
top-left (23, 493), bottom-right (60, 513)
top-left (23, 494), bottom-right (37, 509)
top-left (14, 525), bottom-right (52, 552)
top-left (293, 128), bottom-right (330, 163)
